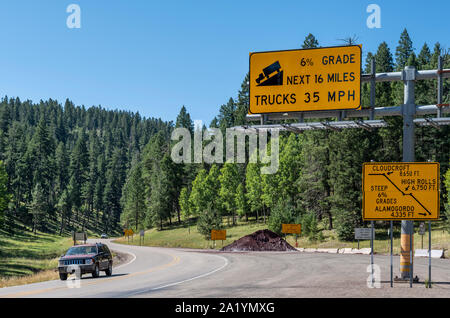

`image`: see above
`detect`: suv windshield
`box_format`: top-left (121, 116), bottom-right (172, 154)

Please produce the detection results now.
top-left (65, 246), bottom-right (97, 256)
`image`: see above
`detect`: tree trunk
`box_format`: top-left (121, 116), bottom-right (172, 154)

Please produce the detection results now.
top-left (328, 212), bottom-right (333, 230)
top-left (263, 206), bottom-right (266, 224)
top-left (59, 214), bottom-right (64, 236)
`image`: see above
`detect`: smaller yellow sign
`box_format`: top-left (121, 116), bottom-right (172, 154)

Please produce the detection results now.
top-left (363, 162), bottom-right (440, 221)
top-left (282, 224), bottom-right (301, 235)
top-left (124, 229), bottom-right (134, 236)
top-left (211, 229), bottom-right (226, 241)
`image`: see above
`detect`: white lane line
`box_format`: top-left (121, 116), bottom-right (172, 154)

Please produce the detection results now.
top-left (113, 250), bottom-right (137, 270)
top-left (123, 255), bottom-right (229, 297)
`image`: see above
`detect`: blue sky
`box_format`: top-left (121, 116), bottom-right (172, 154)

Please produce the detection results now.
top-left (0, 0), bottom-right (448, 124)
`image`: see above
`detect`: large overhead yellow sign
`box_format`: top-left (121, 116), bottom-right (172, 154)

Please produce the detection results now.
top-left (249, 45), bottom-right (361, 114)
top-left (363, 162), bottom-right (440, 221)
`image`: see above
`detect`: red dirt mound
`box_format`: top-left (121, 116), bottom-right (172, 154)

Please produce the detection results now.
top-left (221, 229), bottom-right (297, 252)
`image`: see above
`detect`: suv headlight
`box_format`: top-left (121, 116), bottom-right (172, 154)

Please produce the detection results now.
top-left (59, 260), bottom-right (64, 266)
top-left (85, 258), bottom-right (94, 265)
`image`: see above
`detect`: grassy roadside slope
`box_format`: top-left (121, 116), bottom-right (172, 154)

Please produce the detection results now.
top-left (0, 228), bottom-right (73, 288)
top-left (115, 220), bottom-right (268, 249)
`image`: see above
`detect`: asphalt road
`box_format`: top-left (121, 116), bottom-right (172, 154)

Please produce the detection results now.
top-left (1, 239), bottom-right (450, 298)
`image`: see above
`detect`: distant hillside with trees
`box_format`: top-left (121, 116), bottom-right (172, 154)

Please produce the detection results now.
top-left (0, 28), bottom-right (449, 241)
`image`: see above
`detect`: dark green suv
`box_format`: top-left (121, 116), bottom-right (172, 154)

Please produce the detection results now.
top-left (58, 243), bottom-right (113, 280)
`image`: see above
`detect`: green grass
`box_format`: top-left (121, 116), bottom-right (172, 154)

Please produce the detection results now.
top-left (115, 217), bottom-right (268, 249)
top-left (0, 226), bottom-right (73, 280)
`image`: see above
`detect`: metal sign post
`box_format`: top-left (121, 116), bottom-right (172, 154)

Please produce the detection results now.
top-left (390, 221), bottom-right (393, 288)
top-left (140, 230), bottom-right (145, 246)
top-left (410, 230), bottom-right (413, 288)
top-left (370, 221), bottom-right (374, 287)
top-left (419, 222), bottom-right (425, 249)
top-left (429, 221), bottom-right (432, 286)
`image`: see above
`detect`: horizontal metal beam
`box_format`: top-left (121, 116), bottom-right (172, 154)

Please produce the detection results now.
top-left (413, 117), bottom-right (450, 127)
top-left (230, 120), bottom-right (387, 132)
top-left (246, 105), bottom-right (450, 122)
top-left (361, 68), bottom-right (450, 83)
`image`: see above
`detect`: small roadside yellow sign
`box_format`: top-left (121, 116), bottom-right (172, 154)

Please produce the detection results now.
top-left (249, 45), bottom-right (361, 114)
top-left (281, 224), bottom-right (301, 235)
top-left (124, 229), bottom-right (134, 236)
top-left (211, 229), bottom-right (226, 241)
top-left (363, 162), bottom-right (440, 221)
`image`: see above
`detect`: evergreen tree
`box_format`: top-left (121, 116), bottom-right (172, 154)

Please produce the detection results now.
top-left (55, 142), bottom-right (69, 198)
top-left (196, 203), bottom-right (222, 240)
top-left (302, 33), bottom-right (319, 49)
top-left (245, 158), bottom-right (263, 222)
top-left (218, 98), bottom-right (236, 132)
top-left (278, 133), bottom-right (302, 204)
top-left (121, 157), bottom-right (146, 231)
top-left (235, 183), bottom-right (248, 221)
top-left (395, 28), bottom-right (414, 70)
top-left (56, 189), bottom-right (71, 235)
top-left (392, 28), bottom-right (414, 106)
top-left (204, 165), bottom-right (221, 212)
top-left (175, 106), bottom-right (194, 134)
top-left (328, 128), bottom-right (380, 241)
top-left (0, 161), bottom-right (11, 228)
top-left (146, 159), bottom-right (171, 230)
top-left (189, 169), bottom-right (209, 216)
top-left (26, 117), bottom-right (56, 222)
top-left (445, 166), bottom-right (450, 231)
top-left (218, 163), bottom-right (240, 226)
top-left (234, 74), bottom-right (249, 126)
top-left (103, 147), bottom-right (126, 233)
top-left (298, 131), bottom-right (332, 228)
top-left (179, 187), bottom-right (193, 233)
top-left (30, 183), bottom-right (46, 234)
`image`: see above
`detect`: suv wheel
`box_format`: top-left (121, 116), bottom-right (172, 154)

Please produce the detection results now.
top-left (105, 262), bottom-right (112, 276)
top-left (59, 273), bottom-right (68, 281)
top-left (92, 264), bottom-right (100, 278)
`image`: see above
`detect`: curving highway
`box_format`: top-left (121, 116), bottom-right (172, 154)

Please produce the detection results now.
top-left (1, 239), bottom-right (450, 298)
top-left (0, 239), bottom-right (228, 298)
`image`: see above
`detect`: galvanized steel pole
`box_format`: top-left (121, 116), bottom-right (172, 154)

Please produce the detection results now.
top-left (437, 56), bottom-right (443, 118)
top-left (429, 221), bottom-right (432, 286)
top-left (400, 66), bottom-right (416, 285)
top-left (390, 220), bottom-right (393, 287)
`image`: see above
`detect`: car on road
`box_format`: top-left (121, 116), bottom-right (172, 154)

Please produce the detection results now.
top-left (58, 243), bottom-right (113, 281)
top-left (101, 233), bottom-right (108, 239)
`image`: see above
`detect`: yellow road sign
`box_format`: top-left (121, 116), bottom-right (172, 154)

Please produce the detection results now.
top-left (124, 229), bottom-right (134, 236)
top-left (363, 162), bottom-right (440, 221)
top-left (211, 229), bottom-right (226, 241)
top-left (249, 45), bottom-right (361, 114)
top-left (281, 224), bottom-right (301, 235)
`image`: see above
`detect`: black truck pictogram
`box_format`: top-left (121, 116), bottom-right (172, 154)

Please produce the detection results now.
top-left (256, 61), bottom-right (283, 86)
